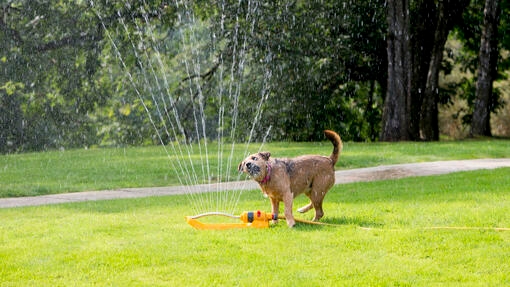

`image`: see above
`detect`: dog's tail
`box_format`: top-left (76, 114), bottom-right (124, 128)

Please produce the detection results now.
top-left (324, 130), bottom-right (342, 166)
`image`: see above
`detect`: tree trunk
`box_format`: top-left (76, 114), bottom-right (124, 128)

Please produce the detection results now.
top-left (410, 0), bottom-right (437, 141)
top-left (382, 0), bottom-right (412, 141)
top-left (420, 2), bottom-right (446, 141)
top-left (0, 91), bottom-right (23, 153)
top-left (471, 0), bottom-right (500, 136)
top-left (421, 0), bottom-right (469, 141)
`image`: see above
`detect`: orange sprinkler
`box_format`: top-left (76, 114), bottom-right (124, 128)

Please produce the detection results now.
top-left (186, 211), bottom-right (277, 230)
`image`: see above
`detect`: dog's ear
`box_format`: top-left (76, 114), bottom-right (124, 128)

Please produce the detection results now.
top-left (258, 152), bottom-right (271, 161)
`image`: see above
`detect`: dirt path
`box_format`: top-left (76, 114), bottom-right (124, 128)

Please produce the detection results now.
top-left (1, 158), bottom-right (509, 209)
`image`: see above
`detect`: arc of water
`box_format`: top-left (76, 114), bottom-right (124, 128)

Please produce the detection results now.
top-left (119, 5), bottom-right (209, 214)
top-left (174, 0), bottom-right (215, 211)
top-left (171, 0), bottom-right (272, 214)
top-left (138, 12), bottom-right (205, 194)
top-left (93, 0), bottom-right (274, 215)
top-left (137, 3), bottom-right (209, 211)
top-left (215, 0), bottom-right (227, 212)
top-left (223, 0), bottom-right (274, 214)
top-left (174, 0), bottom-right (260, 214)
top-left (222, 0), bottom-right (245, 213)
top-left (93, 8), bottom-right (203, 211)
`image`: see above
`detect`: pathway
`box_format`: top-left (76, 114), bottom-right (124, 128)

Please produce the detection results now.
top-left (1, 158), bottom-right (509, 208)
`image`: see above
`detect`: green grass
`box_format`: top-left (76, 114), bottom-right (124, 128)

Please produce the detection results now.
top-left (1, 168), bottom-right (510, 286)
top-left (1, 138), bottom-right (509, 197)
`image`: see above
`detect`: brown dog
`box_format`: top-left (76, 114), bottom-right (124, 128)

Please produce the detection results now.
top-left (238, 130), bottom-right (342, 227)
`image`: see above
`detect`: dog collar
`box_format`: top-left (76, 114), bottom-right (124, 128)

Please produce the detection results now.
top-left (259, 163), bottom-right (271, 184)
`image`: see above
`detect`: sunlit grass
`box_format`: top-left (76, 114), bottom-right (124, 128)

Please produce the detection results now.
top-left (1, 138), bottom-right (509, 197)
top-left (1, 168), bottom-right (510, 286)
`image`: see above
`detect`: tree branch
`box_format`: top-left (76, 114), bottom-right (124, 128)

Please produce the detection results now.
top-left (32, 33), bottom-right (102, 52)
top-left (1, 3), bottom-right (167, 53)
top-left (181, 61), bottom-right (221, 82)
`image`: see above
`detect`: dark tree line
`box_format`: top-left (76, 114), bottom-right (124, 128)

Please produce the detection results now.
top-left (0, 0), bottom-right (509, 153)
top-left (383, 0), bottom-right (471, 141)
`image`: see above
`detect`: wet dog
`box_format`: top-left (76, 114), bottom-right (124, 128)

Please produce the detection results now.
top-left (238, 130), bottom-right (342, 227)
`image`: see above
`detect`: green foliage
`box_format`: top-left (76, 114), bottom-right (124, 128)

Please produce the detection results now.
top-left (0, 83), bottom-right (23, 153)
top-left (1, 0), bottom-right (509, 153)
top-left (0, 1), bottom-right (176, 152)
top-left (447, 0), bottom-right (510, 127)
top-left (215, 0), bottom-right (387, 141)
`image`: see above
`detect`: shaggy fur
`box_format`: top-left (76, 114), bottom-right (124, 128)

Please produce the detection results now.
top-left (238, 130), bottom-right (342, 227)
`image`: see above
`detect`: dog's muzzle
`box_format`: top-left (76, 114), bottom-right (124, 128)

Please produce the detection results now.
top-left (247, 162), bottom-right (261, 176)
top-left (240, 162), bottom-right (260, 177)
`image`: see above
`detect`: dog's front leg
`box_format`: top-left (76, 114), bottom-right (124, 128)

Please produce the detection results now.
top-left (270, 197), bottom-right (279, 224)
top-left (282, 191), bottom-right (295, 227)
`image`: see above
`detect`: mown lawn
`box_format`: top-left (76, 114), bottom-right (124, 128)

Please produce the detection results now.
top-left (1, 168), bottom-right (510, 286)
top-left (1, 138), bottom-right (509, 197)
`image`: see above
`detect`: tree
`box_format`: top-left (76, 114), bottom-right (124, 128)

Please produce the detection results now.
top-left (382, 0), bottom-right (413, 141)
top-left (420, 0), bottom-right (470, 141)
top-left (0, 1), bottom-right (174, 152)
top-left (0, 82), bottom-right (23, 153)
top-left (210, 0), bottom-right (388, 141)
top-left (471, 0), bottom-right (501, 136)
top-left (447, 0), bottom-right (509, 136)
top-left (3, 0), bottom-right (507, 151)
top-left (382, 0), bottom-right (469, 141)
top-left (0, 1), bottom-right (107, 151)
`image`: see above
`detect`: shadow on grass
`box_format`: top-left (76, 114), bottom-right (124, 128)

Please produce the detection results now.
top-left (291, 215), bottom-right (384, 230)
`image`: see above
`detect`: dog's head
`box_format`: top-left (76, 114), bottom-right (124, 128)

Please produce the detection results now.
top-left (238, 152), bottom-right (271, 182)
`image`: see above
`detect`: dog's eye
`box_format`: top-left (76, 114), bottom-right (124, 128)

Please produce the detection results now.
top-left (251, 156), bottom-right (258, 161)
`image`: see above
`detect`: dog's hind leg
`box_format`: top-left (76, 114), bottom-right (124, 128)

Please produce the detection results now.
top-left (310, 174), bottom-right (335, 221)
top-left (311, 200), bottom-right (324, 221)
top-left (310, 190), bottom-right (327, 221)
